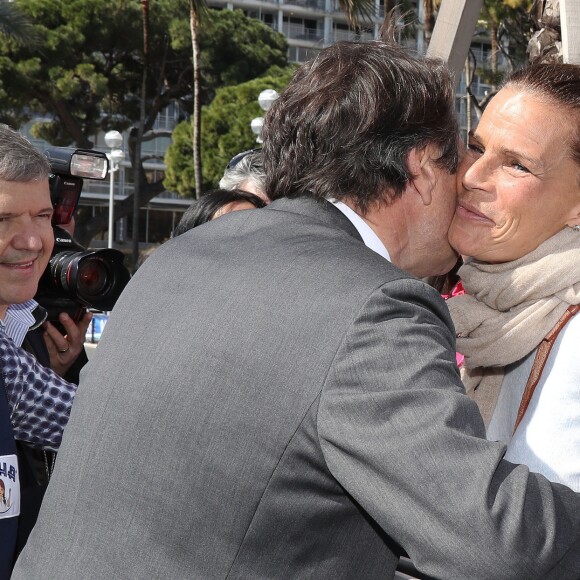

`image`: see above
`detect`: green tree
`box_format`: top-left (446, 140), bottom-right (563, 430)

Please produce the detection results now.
top-left (164, 65), bottom-right (296, 195)
top-left (169, 8), bottom-right (288, 107)
top-left (0, 0), bottom-right (39, 45)
top-left (189, 0), bottom-right (206, 198)
top-left (464, 0), bottom-right (536, 122)
top-left (0, 0), bottom-right (286, 245)
top-left (169, 6), bottom-right (288, 197)
top-left (422, 0), bottom-right (442, 44)
top-left (1, 0), bottom-right (151, 143)
top-left (482, 0), bottom-right (534, 81)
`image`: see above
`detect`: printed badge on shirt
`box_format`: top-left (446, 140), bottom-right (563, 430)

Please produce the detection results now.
top-left (0, 455), bottom-right (19, 518)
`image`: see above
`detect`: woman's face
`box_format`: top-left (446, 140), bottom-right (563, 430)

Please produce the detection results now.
top-left (448, 88), bottom-right (580, 263)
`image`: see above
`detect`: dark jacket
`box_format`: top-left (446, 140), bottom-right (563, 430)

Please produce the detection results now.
top-left (0, 373), bottom-right (18, 579)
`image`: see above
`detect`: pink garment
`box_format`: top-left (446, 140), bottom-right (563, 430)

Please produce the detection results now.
top-left (442, 282), bottom-right (465, 367)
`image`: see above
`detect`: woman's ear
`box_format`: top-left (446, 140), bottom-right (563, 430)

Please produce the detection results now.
top-left (565, 186), bottom-right (580, 228)
top-left (566, 213), bottom-right (580, 229)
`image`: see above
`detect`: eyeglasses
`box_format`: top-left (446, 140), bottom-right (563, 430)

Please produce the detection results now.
top-left (226, 148), bottom-right (262, 170)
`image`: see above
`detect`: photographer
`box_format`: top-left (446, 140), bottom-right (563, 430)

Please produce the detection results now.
top-left (0, 124), bottom-right (85, 571)
top-left (38, 218), bottom-right (91, 380)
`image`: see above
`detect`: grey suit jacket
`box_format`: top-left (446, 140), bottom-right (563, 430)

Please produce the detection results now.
top-left (13, 198), bottom-right (580, 579)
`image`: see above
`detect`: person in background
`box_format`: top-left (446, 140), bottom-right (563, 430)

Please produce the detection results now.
top-left (173, 188), bottom-right (266, 236)
top-left (219, 149), bottom-right (269, 202)
top-left (0, 124), bottom-right (85, 562)
top-left (447, 62), bottom-right (580, 492)
top-left (0, 332), bottom-right (77, 575)
top-left (13, 40), bottom-right (580, 580)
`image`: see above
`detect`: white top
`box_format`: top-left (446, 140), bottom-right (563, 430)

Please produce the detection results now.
top-left (487, 313), bottom-right (580, 491)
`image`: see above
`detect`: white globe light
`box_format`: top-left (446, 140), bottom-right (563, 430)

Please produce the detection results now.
top-left (104, 130), bottom-right (123, 149)
top-left (257, 89), bottom-right (279, 112)
top-left (251, 117), bottom-right (264, 136)
top-left (109, 149), bottom-right (125, 164)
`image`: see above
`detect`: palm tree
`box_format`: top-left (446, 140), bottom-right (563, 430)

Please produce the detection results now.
top-left (482, 0), bottom-right (533, 87)
top-left (336, 0), bottom-right (377, 29)
top-left (131, 0), bottom-right (150, 270)
top-left (0, 1), bottom-right (40, 46)
top-left (422, 0), bottom-right (437, 43)
top-left (187, 0), bottom-right (376, 199)
top-left (189, 0), bottom-right (208, 199)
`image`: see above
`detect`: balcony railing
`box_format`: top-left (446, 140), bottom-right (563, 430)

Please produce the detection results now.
top-left (282, 22), bottom-right (324, 42)
top-left (285, 0), bottom-right (326, 10)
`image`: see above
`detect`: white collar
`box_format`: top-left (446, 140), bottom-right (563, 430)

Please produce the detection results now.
top-left (1, 299), bottom-right (38, 347)
top-left (329, 199), bottom-right (391, 262)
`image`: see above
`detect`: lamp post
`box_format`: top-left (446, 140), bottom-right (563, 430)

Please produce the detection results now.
top-left (250, 88), bottom-right (280, 144)
top-left (104, 131), bottom-right (125, 249)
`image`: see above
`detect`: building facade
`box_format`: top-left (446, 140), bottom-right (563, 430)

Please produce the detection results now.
top-left (208, 0), bottom-right (384, 63)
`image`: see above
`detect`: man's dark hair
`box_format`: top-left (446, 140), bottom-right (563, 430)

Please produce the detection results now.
top-left (173, 188), bottom-right (266, 236)
top-left (262, 41), bottom-right (458, 212)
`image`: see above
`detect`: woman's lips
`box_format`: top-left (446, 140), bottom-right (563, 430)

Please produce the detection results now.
top-left (455, 202), bottom-right (493, 224)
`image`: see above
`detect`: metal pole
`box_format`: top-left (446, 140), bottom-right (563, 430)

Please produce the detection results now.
top-left (108, 161), bottom-right (115, 249)
top-left (561, 0), bottom-right (580, 64)
top-left (426, 0), bottom-right (484, 88)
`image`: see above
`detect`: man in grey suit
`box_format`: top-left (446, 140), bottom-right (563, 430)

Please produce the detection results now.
top-left (13, 41), bottom-right (580, 579)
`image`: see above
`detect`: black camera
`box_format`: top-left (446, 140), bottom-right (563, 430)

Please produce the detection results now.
top-left (34, 147), bottom-right (131, 323)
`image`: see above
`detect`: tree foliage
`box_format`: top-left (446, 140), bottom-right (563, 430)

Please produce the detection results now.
top-left (0, 0), bottom-right (40, 45)
top-left (164, 65), bottom-right (296, 195)
top-left (480, 0), bottom-right (535, 72)
top-left (0, 0), bottom-right (181, 145)
top-left (0, 0), bottom-right (287, 243)
top-left (171, 8), bottom-right (288, 109)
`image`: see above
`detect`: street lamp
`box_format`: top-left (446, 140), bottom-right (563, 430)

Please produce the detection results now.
top-left (250, 88), bottom-right (280, 144)
top-left (104, 130), bottom-right (125, 249)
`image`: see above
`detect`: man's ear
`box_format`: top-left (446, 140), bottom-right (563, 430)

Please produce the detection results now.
top-left (406, 146), bottom-right (437, 207)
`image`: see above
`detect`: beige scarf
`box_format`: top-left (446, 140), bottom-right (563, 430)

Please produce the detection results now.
top-left (447, 227), bottom-right (580, 425)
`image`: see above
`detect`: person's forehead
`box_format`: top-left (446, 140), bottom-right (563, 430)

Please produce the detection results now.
top-left (0, 179), bottom-right (51, 210)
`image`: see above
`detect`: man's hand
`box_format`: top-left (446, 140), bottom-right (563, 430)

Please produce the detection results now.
top-left (43, 311), bottom-right (93, 377)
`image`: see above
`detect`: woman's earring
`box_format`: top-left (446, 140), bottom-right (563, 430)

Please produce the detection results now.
top-left (573, 225), bottom-right (580, 232)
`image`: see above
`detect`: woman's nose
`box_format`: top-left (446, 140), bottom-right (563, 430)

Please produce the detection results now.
top-left (461, 153), bottom-right (491, 193)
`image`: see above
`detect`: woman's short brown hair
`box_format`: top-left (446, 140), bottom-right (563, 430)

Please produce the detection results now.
top-left (504, 63), bottom-right (580, 166)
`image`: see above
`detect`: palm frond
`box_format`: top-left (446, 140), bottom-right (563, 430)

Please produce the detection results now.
top-left (337, 0), bottom-right (377, 29)
top-left (0, 1), bottom-right (41, 46)
top-left (189, 0), bottom-right (210, 22)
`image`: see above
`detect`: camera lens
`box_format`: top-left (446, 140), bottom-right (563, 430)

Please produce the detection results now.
top-left (36, 216), bottom-right (131, 322)
top-left (76, 258), bottom-right (110, 297)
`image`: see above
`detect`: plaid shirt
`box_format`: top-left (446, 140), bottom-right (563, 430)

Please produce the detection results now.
top-left (0, 331), bottom-right (76, 451)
